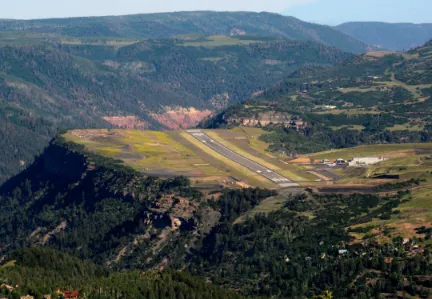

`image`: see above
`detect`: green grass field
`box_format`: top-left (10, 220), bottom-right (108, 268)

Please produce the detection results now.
top-left (179, 131), bottom-right (278, 188)
top-left (330, 125), bottom-right (366, 131)
top-left (63, 129), bottom-right (281, 188)
top-left (205, 128), bottom-right (314, 182)
top-left (200, 57), bottom-right (224, 62)
top-left (348, 178), bottom-right (432, 241)
top-left (205, 130), bottom-right (281, 170)
top-left (308, 143), bottom-right (432, 161)
top-left (64, 129), bottom-right (221, 177)
top-left (0, 260), bottom-right (16, 269)
top-left (387, 124), bottom-right (424, 131)
top-left (313, 108), bottom-right (380, 115)
top-left (181, 35), bottom-right (263, 47)
top-left (234, 189), bottom-right (302, 223)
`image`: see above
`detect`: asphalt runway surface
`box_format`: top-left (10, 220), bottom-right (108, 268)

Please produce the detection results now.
top-left (187, 130), bottom-right (299, 187)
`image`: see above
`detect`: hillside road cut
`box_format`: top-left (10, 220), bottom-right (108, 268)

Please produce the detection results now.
top-left (187, 130), bottom-right (299, 187)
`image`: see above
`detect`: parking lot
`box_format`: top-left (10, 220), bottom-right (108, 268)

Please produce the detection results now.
top-left (187, 130), bottom-right (299, 187)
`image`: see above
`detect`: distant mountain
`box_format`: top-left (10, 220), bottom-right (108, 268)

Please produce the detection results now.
top-left (336, 22), bottom-right (432, 51)
top-left (0, 11), bottom-right (369, 53)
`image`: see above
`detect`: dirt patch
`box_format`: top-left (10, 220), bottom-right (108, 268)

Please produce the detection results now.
top-left (291, 157), bottom-right (314, 164)
top-left (236, 181), bottom-right (250, 188)
top-left (69, 129), bottom-right (121, 139)
top-left (384, 151), bottom-right (414, 158)
top-left (103, 116), bottom-right (149, 129)
top-left (390, 222), bottom-right (430, 237)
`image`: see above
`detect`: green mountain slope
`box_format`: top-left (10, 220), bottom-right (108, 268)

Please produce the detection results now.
top-left (204, 41), bottom-right (432, 155)
top-left (0, 248), bottom-right (242, 299)
top-left (1, 137), bottom-right (432, 298)
top-left (336, 22), bottom-right (432, 51)
top-left (0, 11), bottom-right (370, 53)
top-left (0, 38), bottom-right (351, 184)
top-left (0, 136), bottom-right (275, 268)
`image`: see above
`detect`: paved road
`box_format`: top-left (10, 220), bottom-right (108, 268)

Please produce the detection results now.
top-left (187, 130), bottom-right (299, 187)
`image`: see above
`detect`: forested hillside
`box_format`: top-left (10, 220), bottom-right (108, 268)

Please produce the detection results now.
top-left (0, 248), bottom-right (242, 299)
top-left (337, 22), bottom-right (432, 51)
top-left (204, 41), bottom-right (432, 156)
top-left (0, 136), bottom-right (275, 268)
top-left (0, 11), bottom-right (369, 53)
top-left (1, 137), bottom-right (432, 298)
top-left (0, 37), bottom-right (351, 184)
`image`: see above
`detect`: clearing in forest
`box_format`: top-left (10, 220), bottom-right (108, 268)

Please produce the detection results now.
top-left (63, 129), bottom-right (298, 189)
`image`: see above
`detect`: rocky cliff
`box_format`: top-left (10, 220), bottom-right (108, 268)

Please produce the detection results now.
top-left (0, 136), bottom-right (221, 269)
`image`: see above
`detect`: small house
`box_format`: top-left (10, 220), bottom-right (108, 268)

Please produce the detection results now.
top-left (63, 290), bottom-right (80, 299)
top-left (384, 257), bottom-right (393, 264)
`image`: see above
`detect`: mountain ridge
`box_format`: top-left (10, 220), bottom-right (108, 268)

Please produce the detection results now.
top-left (337, 21), bottom-right (432, 51)
top-left (0, 11), bottom-right (370, 53)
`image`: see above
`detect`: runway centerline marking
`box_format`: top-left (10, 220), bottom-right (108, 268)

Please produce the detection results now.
top-left (187, 130), bottom-right (299, 187)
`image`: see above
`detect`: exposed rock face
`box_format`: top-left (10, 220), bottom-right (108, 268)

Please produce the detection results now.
top-left (150, 107), bottom-right (213, 130)
top-left (226, 111), bottom-right (308, 131)
top-left (251, 90), bottom-right (264, 98)
top-left (210, 93), bottom-right (230, 110)
top-left (103, 60), bottom-right (155, 74)
top-left (103, 116), bottom-right (149, 129)
top-left (170, 217), bottom-right (182, 230)
top-left (264, 59), bottom-right (283, 65)
top-left (2, 139), bottom-right (224, 269)
top-left (230, 28), bottom-right (246, 36)
top-left (151, 194), bottom-right (197, 220)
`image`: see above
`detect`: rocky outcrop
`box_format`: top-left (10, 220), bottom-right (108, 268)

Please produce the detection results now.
top-left (225, 111), bottom-right (308, 131)
top-left (0, 137), bottom-right (223, 270)
top-left (210, 93), bottom-right (230, 110)
top-left (150, 106), bottom-right (213, 130)
top-left (103, 60), bottom-right (155, 74)
top-left (230, 28), bottom-right (246, 36)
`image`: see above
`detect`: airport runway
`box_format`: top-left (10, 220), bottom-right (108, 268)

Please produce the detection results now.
top-left (187, 130), bottom-right (299, 187)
